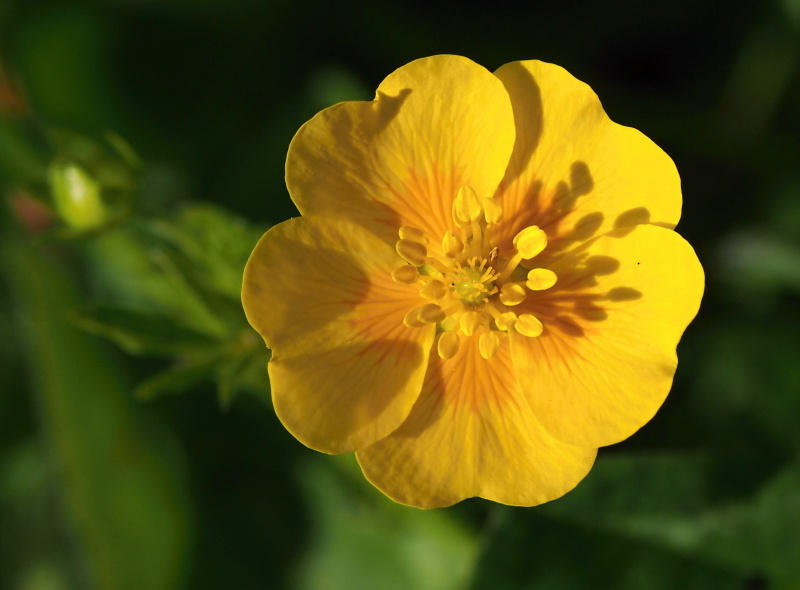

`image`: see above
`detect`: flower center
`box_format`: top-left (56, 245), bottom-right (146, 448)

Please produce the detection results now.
top-left (450, 258), bottom-right (497, 305)
top-left (392, 186), bottom-right (558, 360)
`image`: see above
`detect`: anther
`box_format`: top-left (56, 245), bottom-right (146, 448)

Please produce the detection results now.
top-left (403, 307), bottom-right (427, 328)
top-left (526, 268), bottom-right (557, 290)
top-left (399, 226), bottom-right (428, 243)
top-left (513, 226), bottom-right (548, 259)
top-left (420, 280), bottom-right (447, 300)
top-left (442, 230), bottom-right (464, 258)
top-left (499, 283), bottom-right (526, 306)
top-left (516, 314), bottom-right (544, 337)
top-left (392, 265), bottom-right (419, 284)
top-left (437, 332), bottom-right (460, 359)
top-left (479, 331), bottom-right (500, 360)
top-left (483, 198), bottom-right (502, 224)
top-left (495, 312), bottom-right (518, 331)
top-left (498, 226), bottom-right (548, 282)
top-left (396, 239), bottom-right (427, 267)
top-left (452, 186), bottom-right (482, 228)
top-left (459, 311), bottom-right (484, 336)
top-left (417, 303), bottom-right (446, 324)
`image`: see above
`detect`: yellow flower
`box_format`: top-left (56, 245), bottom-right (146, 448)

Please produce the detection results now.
top-left (242, 56), bottom-right (704, 509)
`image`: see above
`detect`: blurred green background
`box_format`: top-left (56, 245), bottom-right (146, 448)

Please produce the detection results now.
top-left (1, 0), bottom-right (799, 588)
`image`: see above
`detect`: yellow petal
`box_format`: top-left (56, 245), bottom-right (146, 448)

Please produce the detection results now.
top-left (242, 216), bottom-right (434, 454)
top-left (492, 60), bottom-right (681, 260)
top-left (357, 335), bottom-right (597, 509)
top-left (509, 224), bottom-right (704, 448)
top-left (287, 55), bottom-right (516, 248)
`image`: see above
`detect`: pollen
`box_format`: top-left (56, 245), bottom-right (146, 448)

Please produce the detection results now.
top-left (393, 186), bottom-right (559, 359)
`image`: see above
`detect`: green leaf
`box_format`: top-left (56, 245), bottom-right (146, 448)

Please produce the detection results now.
top-left (135, 358), bottom-right (218, 401)
top-left (87, 226), bottom-right (231, 338)
top-left (719, 230), bottom-right (800, 309)
top-left (215, 345), bottom-right (270, 408)
top-left (294, 455), bottom-right (478, 590)
top-left (2, 234), bottom-right (193, 590)
top-left (72, 304), bottom-right (220, 355)
top-left (693, 321), bottom-right (800, 454)
top-left (471, 451), bottom-right (800, 589)
top-left (540, 453), bottom-right (800, 586)
top-left (468, 505), bottom-right (744, 590)
top-left (0, 117), bottom-right (49, 188)
top-left (144, 204), bottom-right (264, 301)
top-left (471, 453), bottom-right (744, 590)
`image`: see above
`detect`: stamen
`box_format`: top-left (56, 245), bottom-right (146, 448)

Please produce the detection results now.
top-left (479, 331), bottom-right (500, 360)
top-left (452, 186), bottom-right (482, 228)
top-left (495, 311), bottom-right (518, 331)
top-left (395, 198), bottom-right (549, 354)
top-left (483, 300), bottom-right (503, 321)
top-left (442, 230), bottom-right (464, 258)
top-left (497, 226), bottom-right (548, 282)
top-left (420, 280), bottom-right (446, 300)
top-left (526, 268), bottom-right (557, 290)
top-left (499, 283), bottom-right (526, 306)
top-left (399, 226), bottom-right (428, 243)
top-left (469, 217), bottom-right (483, 257)
top-left (440, 302), bottom-right (465, 316)
top-left (497, 252), bottom-right (523, 282)
top-left (403, 307), bottom-right (427, 328)
top-left (396, 239), bottom-right (427, 267)
top-left (483, 198), bottom-right (502, 224)
top-left (516, 314), bottom-right (544, 337)
top-left (437, 332), bottom-right (460, 359)
top-left (392, 265), bottom-right (419, 284)
top-left (513, 226), bottom-right (547, 259)
top-left (459, 311), bottom-right (484, 336)
top-left (417, 303), bottom-right (446, 324)
top-left (423, 256), bottom-right (450, 274)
